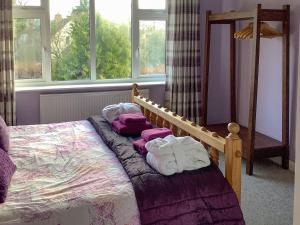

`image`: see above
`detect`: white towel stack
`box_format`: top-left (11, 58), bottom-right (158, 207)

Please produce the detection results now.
top-left (102, 103), bottom-right (141, 123)
top-left (145, 135), bottom-right (211, 176)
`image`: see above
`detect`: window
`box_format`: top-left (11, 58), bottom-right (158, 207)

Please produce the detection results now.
top-left (14, 18), bottom-right (43, 79)
top-left (139, 20), bottom-right (166, 75)
top-left (14, 0), bottom-right (41, 7)
top-left (13, 0), bottom-right (167, 85)
top-left (95, 0), bottom-right (131, 80)
top-left (50, 0), bottom-right (90, 81)
top-left (138, 0), bottom-right (166, 9)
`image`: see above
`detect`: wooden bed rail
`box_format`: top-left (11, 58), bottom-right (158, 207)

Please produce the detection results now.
top-left (131, 84), bottom-right (242, 202)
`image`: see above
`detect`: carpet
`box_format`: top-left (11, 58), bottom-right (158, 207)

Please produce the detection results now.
top-left (220, 158), bottom-right (294, 225)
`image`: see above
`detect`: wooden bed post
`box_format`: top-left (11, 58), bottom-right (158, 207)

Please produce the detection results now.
top-left (282, 5), bottom-right (290, 169)
top-left (225, 123), bottom-right (242, 202)
top-left (131, 83), bottom-right (139, 103)
top-left (202, 10), bottom-right (212, 126)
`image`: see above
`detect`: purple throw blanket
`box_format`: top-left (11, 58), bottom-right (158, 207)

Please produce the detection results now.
top-left (88, 116), bottom-right (245, 225)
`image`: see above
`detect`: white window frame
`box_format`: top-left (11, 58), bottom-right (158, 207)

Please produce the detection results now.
top-left (13, 0), bottom-right (51, 84)
top-left (132, 0), bottom-right (167, 79)
top-left (13, 0), bottom-right (167, 87)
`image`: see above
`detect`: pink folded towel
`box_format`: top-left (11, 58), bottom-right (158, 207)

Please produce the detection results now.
top-left (141, 128), bottom-right (173, 142)
top-left (119, 113), bottom-right (146, 125)
top-left (112, 120), bottom-right (153, 136)
top-left (133, 139), bottom-right (148, 155)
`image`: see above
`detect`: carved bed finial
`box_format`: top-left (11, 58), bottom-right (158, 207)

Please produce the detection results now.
top-left (131, 83), bottom-right (140, 103)
top-left (132, 83), bottom-right (139, 96)
top-left (227, 123), bottom-right (240, 140)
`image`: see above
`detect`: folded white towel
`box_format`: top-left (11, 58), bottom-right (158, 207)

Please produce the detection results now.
top-left (146, 153), bottom-right (178, 176)
top-left (102, 103), bottom-right (141, 123)
top-left (145, 135), bottom-right (210, 175)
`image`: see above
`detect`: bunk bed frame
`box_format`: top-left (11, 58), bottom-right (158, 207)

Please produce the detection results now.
top-left (131, 83), bottom-right (243, 202)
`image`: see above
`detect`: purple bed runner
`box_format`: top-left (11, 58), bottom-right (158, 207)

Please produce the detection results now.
top-left (88, 116), bottom-right (245, 225)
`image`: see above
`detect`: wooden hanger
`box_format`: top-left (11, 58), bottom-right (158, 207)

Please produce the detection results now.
top-left (234, 22), bottom-right (282, 39)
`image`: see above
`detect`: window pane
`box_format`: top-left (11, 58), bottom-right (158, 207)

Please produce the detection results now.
top-left (14, 18), bottom-right (42, 80)
top-left (50, 0), bottom-right (90, 81)
top-left (14, 0), bottom-right (41, 6)
top-left (95, 0), bottom-right (131, 80)
top-left (139, 21), bottom-right (166, 75)
top-left (138, 0), bottom-right (166, 9)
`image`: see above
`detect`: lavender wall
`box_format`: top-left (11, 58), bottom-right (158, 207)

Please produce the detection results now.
top-left (16, 83), bottom-right (165, 125)
top-left (219, 0), bottom-right (300, 161)
top-left (200, 0), bottom-right (229, 124)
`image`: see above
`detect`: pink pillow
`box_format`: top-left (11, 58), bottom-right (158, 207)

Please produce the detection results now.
top-left (0, 116), bottom-right (9, 152)
top-left (0, 149), bottom-right (16, 203)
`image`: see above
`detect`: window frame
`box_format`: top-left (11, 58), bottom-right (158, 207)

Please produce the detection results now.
top-left (13, 0), bottom-right (167, 87)
top-left (133, 0), bottom-right (167, 79)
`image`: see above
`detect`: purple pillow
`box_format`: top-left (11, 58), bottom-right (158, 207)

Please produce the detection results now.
top-left (0, 149), bottom-right (16, 203)
top-left (0, 116), bottom-right (10, 152)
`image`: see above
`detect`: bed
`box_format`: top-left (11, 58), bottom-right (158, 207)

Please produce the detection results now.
top-left (0, 84), bottom-right (244, 225)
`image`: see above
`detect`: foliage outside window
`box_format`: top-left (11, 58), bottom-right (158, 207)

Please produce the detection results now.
top-left (13, 0), bottom-right (167, 85)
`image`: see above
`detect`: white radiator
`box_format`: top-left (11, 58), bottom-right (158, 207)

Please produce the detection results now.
top-left (40, 89), bottom-right (149, 124)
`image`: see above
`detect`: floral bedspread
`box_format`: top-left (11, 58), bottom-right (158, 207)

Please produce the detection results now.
top-left (0, 121), bottom-right (140, 225)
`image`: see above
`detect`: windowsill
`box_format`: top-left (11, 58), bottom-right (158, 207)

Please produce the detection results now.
top-left (15, 80), bottom-right (165, 92)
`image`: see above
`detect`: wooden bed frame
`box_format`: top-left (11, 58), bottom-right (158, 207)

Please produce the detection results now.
top-left (131, 83), bottom-right (242, 202)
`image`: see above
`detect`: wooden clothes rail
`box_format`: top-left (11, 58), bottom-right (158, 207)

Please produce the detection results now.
top-left (202, 4), bottom-right (290, 175)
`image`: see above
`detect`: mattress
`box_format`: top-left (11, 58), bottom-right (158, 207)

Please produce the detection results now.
top-left (0, 121), bottom-right (140, 225)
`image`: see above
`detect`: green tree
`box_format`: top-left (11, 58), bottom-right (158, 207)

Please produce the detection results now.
top-left (51, 0), bottom-right (90, 80)
top-left (140, 24), bottom-right (165, 74)
top-left (14, 18), bottom-right (42, 79)
top-left (95, 15), bottom-right (131, 79)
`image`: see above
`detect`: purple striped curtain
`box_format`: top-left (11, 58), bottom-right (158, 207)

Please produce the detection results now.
top-left (165, 0), bottom-right (201, 123)
top-left (0, 0), bottom-right (16, 125)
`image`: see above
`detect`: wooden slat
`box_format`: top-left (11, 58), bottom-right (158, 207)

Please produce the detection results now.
top-left (260, 9), bottom-right (289, 21)
top-left (281, 5), bottom-right (290, 169)
top-left (202, 11), bottom-right (212, 125)
top-left (144, 108), bottom-right (151, 121)
top-left (210, 147), bottom-right (220, 165)
top-left (162, 119), bottom-right (170, 129)
top-left (230, 21), bottom-right (237, 122)
top-left (156, 116), bottom-right (164, 128)
top-left (170, 124), bottom-right (178, 136)
top-left (247, 4), bottom-right (262, 175)
top-left (150, 111), bottom-right (157, 125)
top-left (140, 106), bottom-right (145, 114)
top-left (209, 10), bottom-right (254, 22)
top-left (134, 96), bottom-right (226, 152)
